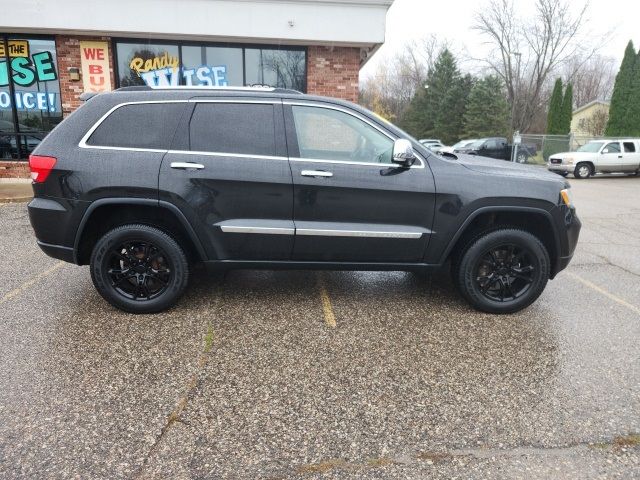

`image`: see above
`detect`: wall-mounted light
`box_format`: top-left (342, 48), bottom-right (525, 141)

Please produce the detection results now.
top-left (68, 67), bottom-right (81, 81)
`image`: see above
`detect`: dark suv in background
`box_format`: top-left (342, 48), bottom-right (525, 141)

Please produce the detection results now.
top-left (28, 86), bottom-right (580, 314)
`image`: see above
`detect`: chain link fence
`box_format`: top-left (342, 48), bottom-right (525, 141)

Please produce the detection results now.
top-left (514, 134), bottom-right (622, 165)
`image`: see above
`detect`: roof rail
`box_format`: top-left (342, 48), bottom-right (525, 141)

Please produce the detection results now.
top-left (116, 85), bottom-right (303, 95)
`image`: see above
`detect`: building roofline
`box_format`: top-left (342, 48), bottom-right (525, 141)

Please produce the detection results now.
top-left (573, 99), bottom-right (610, 115)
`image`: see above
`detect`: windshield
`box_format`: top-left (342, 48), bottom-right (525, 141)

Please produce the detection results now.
top-left (467, 140), bottom-right (485, 149)
top-left (577, 142), bottom-right (604, 153)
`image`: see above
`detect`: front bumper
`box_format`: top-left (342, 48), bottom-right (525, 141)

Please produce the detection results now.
top-left (550, 205), bottom-right (581, 278)
top-left (548, 163), bottom-right (572, 173)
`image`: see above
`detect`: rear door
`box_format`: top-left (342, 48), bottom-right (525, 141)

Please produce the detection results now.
top-left (284, 102), bottom-right (435, 263)
top-left (621, 141), bottom-right (640, 172)
top-left (159, 99), bottom-right (294, 261)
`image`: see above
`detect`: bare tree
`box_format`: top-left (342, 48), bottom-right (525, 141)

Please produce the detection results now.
top-left (360, 34), bottom-right (450, 121)
top-left (577, 108), bottom-right (609, 136)
top-left (563, 54), bottom-right (616, 108)
top-left (474, 0), bottom-right (593, 132)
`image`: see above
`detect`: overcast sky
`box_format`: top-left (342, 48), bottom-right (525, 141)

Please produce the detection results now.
top-left (361, 0), bottom-right (640, 79)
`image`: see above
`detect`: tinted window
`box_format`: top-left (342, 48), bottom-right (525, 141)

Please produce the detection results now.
top-left (485, 140), bottom-right (498, 149)
top-left (291, 106), bottom-right (394, 164)
top-left (87, 103), bottom-right (185, 149)
top-left (189, 103), bottom-right (275, 156)
top-left (603, 142), bottom-right (621, 153)
top-left (623, 142), bottom-right (636, 153)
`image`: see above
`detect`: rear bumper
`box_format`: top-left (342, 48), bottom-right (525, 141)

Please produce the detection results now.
top-left (36, 240), bottom-right (75, 263)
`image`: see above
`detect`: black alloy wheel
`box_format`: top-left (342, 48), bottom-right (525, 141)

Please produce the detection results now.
top-left (454, 229), bottom-right (550, 314)
top-left (107, 241), bottom-right (172, 301)
top-left (90, 224), bottom-right (190, 314)
top-left (474, 244), bottom-right (535, 302)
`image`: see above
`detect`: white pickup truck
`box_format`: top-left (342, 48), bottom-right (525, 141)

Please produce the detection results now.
top-left (547, 139), bottom-right (640, 179)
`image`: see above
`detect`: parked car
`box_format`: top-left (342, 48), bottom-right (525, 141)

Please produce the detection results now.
top-left (440, 139), bottom-right (477, 154)
top-left (419, 138), bottom-right (442, 147)
top-left (28, 86), bottom-right (580, 315)
top-left (547, 139), bottom-right (640, 179)
top-left (455, 137), bottom-right (537, 163)
top-left (421, 140), bottom-right (445, 153)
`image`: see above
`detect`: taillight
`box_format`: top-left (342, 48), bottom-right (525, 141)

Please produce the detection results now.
top-left (29, 155), bottom-right (57, 183)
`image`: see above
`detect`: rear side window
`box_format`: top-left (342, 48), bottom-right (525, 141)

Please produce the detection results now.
top-left (189, 103), bottom-right (276, 156)
top-left (623, 142), bottom-right (636, 153)
top-left (86, 103), bottom-right (185, 150)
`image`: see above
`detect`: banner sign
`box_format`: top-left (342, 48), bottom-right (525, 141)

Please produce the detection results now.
top-left (0, 91), bottom-right (57, 112)
top-left (129, 53), bottom-right (228, 87)
top-left (0, 40), bottom-right (29, 58)
top-left (80, 41), bottom-right (112, 93)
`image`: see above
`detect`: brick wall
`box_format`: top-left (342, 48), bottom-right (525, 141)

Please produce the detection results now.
top-left (0, 161), bottom-right (30, 179)
top-left (306, 46), bottom-right (360, 102)
top-left (55, 35), bottom-right (116, 116)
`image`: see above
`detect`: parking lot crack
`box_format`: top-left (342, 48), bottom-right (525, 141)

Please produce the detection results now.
top-left (134, 277), bottom-right (225, 478)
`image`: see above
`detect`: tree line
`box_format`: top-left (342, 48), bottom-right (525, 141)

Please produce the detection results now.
top-left (361, 0), bottom-right (623, 142)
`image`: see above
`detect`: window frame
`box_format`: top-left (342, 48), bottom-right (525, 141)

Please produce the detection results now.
top-left (112, 38), bottom-right (307, 91)
top-left (284, 101), bottom-right (425, 169)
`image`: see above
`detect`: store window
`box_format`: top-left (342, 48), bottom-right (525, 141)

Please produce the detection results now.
top-left (0, 36), bottom-right (62, 160)
top-left (114, 40), bottom-right (306, 91)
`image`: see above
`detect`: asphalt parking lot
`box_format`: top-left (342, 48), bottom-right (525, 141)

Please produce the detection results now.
top-left (1, 176), bottom-right (639, 479)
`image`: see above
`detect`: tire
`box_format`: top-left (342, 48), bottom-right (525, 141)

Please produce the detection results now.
top-left (453, 229), bottom-right (550, 314)
top-left (516, 152), bottom-right (527, 163)
top-left (90, 224), bottom-right (190, 314)
top-left (574, 162), bottom-right (592, 179)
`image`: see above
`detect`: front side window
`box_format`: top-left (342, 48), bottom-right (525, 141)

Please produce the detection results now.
top-left (291, 106), bottom-right (394, 164)
top-left (603, 142), bottom-right (621, 154)
top-left (189, 103), bottom-right (276, 156)
top-left (86, 103), bottom-right (185, 149)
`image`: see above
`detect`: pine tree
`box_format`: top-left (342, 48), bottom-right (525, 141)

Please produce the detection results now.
top-left (463, 75), bottom-right (510, 138)
top-left (625, 49), bottom-right (640, 136)
top-left (560, 82), bottom-right (573, 134)
top-left (546, 78), bottom-right (564, 134)
top-left (402, 49), bottom-right (471, 144)
top-left (606, 40), bottom-right (637, 136)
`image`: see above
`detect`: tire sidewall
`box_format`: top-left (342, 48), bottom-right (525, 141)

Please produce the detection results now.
top-left (574, 163), bottom-right (591, 179)
top-left (457, 229), bottom-right (550, 314)
top-left (90, 225), bottom-right (189, 314)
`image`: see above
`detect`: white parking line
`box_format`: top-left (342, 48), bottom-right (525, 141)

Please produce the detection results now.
top-left (0, 262), bottom-right (65, 305)
top-left (566, 271), bottom-right (640, 316)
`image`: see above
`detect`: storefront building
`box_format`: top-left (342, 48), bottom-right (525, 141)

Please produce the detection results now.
top-left (0, 0), bottom-right (393, 177)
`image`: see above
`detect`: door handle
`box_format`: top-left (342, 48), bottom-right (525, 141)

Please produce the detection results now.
top-left (618, 155), bottom-right (623, 158)
top-left (171, 162), bottom-right (205, 170)
top-left (301, 170), bottom-right (333, 178)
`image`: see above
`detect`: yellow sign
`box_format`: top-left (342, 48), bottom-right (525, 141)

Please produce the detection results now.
top-left (130, 52), bottom-right (179, 74)
top-left (0, 40), bottom-right (29, 58)
top-left (80, 41), bottom-right (112, 93)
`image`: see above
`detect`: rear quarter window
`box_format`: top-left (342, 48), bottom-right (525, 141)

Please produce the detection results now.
top-left (85, 103), bottom-right (186, 150)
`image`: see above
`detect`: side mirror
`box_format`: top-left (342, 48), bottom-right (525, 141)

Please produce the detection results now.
top-left (602, 148), bottom-right (609, 154)
top-left (392, 139), bottom-right (416, 166)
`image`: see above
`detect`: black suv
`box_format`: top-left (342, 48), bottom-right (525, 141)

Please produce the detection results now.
top-left (27, 86), bottom-right (580, 314)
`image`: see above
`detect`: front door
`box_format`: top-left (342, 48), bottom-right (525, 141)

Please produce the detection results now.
top-left (284, 103), bottom-right (436, 263)
top-left (159, 100), bottom-right (294, 261)
top-left (600, 141), bottom-right (622, 171)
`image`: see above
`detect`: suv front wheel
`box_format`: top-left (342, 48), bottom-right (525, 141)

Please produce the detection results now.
top-left (454, 229), bottom-right (550, 314)
top-left (90, 224), bottom-right (190, 314)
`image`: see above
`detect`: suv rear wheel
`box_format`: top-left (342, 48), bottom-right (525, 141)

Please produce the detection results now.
top-left (90, 224), bottom-right (190, 314)
top-left (453, 229), bottom-right (550, 314)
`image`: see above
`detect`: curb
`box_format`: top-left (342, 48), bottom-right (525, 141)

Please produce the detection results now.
top-left (0, 196), bottom-right (32, 204)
